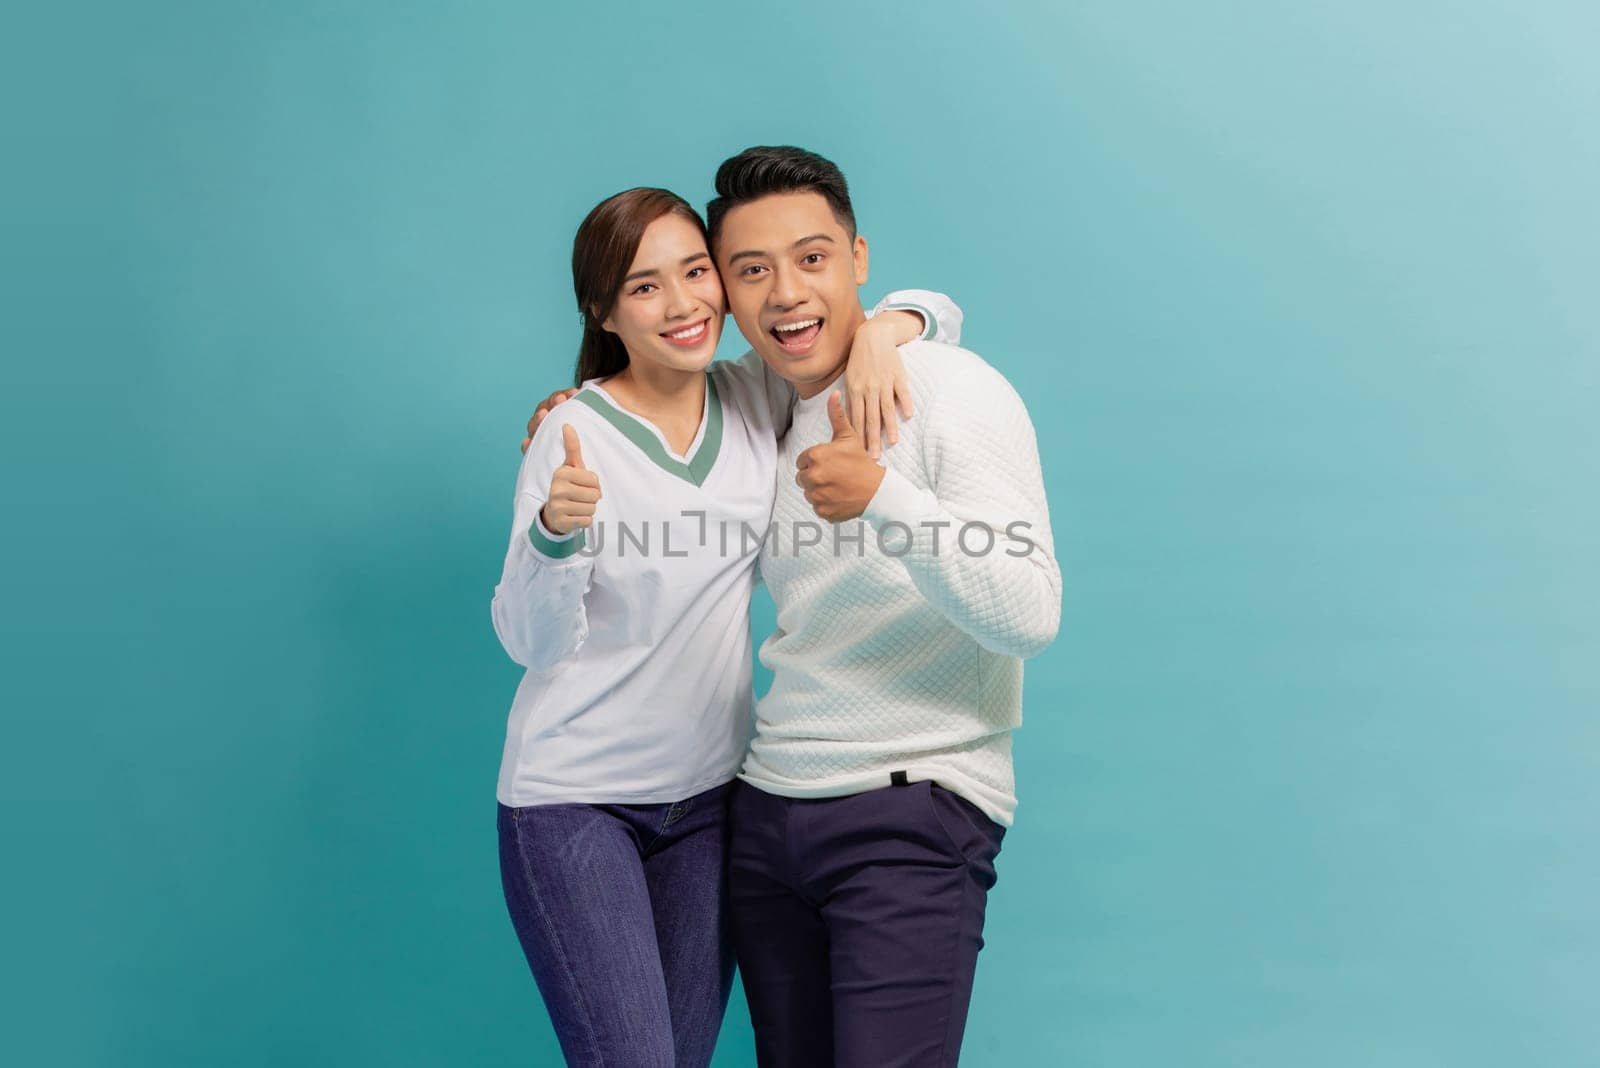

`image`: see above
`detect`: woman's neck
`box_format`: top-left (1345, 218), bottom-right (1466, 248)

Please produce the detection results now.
top-left (602, 362), bottom-right (706, 451)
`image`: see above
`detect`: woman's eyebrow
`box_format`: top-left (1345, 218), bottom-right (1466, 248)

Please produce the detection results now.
top-left (624, 253), bottom-right (711, 284)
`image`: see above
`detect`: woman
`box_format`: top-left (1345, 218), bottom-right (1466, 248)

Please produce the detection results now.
top-left (490, 187), bottom-right (959, 1067)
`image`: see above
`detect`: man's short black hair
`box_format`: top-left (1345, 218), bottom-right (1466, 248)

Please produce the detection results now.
top-left (706, 146), bottom-right (857, 249)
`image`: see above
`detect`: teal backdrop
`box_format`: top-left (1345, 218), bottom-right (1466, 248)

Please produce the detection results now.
top-left (7, 1), bottom-right (1597, 1065)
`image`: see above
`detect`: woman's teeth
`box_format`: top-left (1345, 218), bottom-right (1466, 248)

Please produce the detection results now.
top-left (663, 320), bottom-right (709, 344)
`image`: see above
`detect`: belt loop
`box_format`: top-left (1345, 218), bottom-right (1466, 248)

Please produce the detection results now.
top-left (890, 770), bottom-right (909, 787)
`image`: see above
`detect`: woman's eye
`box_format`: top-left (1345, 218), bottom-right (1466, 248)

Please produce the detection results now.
top-left (632, 283), bottom-right (657, 295)
top-left (687, 266), bottom-right (708, 279)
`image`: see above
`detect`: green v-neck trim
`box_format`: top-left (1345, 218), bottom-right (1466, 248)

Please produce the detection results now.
top-left (572, 373), bottom-right (723, 487)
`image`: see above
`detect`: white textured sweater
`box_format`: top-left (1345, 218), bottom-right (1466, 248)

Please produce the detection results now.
top-left (739, 341), bottom-right (1062, 826)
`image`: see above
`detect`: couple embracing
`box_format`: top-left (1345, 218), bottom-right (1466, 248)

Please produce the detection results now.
top-left (491, 145), bottom-right (1061, 1067)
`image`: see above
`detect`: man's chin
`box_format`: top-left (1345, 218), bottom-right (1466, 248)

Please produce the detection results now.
top-left (759, 346), bottom-right (844, 388)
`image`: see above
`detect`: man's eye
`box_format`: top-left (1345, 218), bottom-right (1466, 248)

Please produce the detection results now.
top-left (802, 253), bottom-right (824, 266)
top-left (741, 265), bottom-right (767, 277)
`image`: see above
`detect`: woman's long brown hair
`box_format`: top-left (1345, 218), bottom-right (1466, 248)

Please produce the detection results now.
top-left (571, 188), bottom-right (710, 386)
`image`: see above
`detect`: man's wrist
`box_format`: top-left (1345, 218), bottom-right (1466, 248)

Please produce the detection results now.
top-left (862, 467), bottom-right (931, 529)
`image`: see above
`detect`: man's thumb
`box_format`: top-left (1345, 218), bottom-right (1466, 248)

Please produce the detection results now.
top-left (562, 424), bottom-right (585, 468)
top-left (827, 391), bottom-right (854, 442)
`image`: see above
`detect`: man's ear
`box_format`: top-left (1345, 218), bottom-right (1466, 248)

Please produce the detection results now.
top-left (852, 234), bottom-right (869, 286)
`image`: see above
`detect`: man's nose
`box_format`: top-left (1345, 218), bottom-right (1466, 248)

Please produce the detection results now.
top-left (768, 265), bottom-right (805, 309)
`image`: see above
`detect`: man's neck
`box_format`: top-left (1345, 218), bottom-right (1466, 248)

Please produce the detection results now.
top-left (794, 365), bottom-right (846, 400)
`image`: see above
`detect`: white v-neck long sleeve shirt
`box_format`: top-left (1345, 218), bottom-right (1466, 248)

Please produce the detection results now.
top-left (739, 341), bottom-right (1061, 826)
top-left (490, 292), bottom-right (961, 806)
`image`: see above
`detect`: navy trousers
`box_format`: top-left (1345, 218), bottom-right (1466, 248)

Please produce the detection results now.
top-left (728, 777), bottom-right (1006, 1067)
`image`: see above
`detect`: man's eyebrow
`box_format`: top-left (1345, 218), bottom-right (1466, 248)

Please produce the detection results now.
top-left (623, 252), bottom-right (709, 284)
top-left (726, 234), bottom-right (836, 265)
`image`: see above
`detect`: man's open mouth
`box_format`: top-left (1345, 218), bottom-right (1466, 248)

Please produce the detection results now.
top-left (770, 317), bottom-right (823, 354)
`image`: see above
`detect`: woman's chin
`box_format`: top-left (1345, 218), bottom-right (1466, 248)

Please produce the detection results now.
top-left (660, 339), bottom-right (720, 373)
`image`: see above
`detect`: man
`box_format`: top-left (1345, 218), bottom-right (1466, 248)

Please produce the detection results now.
top-left (700, 146), bottom-right (1060, 1067)
top-left (528, 147), bottom-right (1060, 1066)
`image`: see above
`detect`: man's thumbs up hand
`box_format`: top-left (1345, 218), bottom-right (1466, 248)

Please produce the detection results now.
top-left (541, 424), bottom-right (602, 536)
top-left (795, 391), bottom-right (887, 523)
top-left (827, 390), bottom-right (856, 443)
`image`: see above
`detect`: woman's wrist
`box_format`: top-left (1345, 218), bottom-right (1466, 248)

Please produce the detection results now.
top-left (864, 308), bottom-right (924, 346)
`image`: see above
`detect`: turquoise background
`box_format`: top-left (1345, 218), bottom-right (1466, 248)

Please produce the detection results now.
top-left (7, 1), bottom-right (1597, 1064)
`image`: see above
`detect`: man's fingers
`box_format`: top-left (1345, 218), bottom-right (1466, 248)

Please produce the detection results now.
top-left (528, 389), bottom-right (580, 442)
top-left (562, 424), bottom-right (585, 468)
top-left (826, 391), bottom-right (854, 442)
top-left (796, 465), bottom-right (829, 492)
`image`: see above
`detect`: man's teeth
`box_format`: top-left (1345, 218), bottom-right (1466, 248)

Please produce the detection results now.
top-left (774, 318), bottom-right (821, 334)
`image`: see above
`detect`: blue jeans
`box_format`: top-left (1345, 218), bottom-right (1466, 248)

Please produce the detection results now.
top-left (497, 781), bottom-right (735, 1067)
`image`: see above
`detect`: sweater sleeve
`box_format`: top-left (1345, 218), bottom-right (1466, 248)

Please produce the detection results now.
top-left (490, 419), bottom-right (596, 671)
top-left (859, 359), bottom-right (1061, 659)
top-left (871, 288), bottom-right (963, 346)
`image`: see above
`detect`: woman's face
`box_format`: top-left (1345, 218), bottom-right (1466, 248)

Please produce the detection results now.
top-left (602, 213), bottom-right (726, 374)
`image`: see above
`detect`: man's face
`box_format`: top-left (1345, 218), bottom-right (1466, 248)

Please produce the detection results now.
top-left (714, 191), bottom-right (869, 397)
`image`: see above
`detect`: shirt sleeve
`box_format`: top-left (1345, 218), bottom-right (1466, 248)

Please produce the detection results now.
top-left (869, 289), bottom-right (964, 346)
top-left (720, 348), bottom-right (799, 437)
top-left (490, 417), bottom-right (596, 671)
top-left (859, 359), bottom-right (1061, 659)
